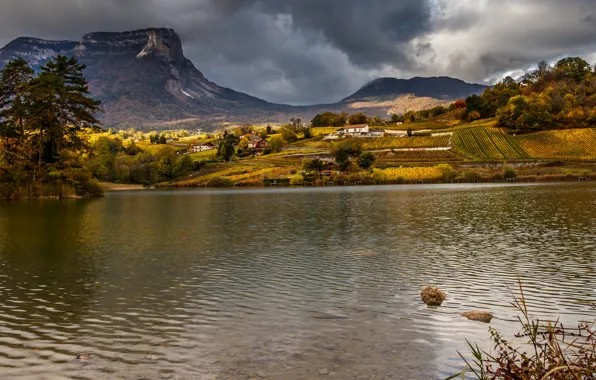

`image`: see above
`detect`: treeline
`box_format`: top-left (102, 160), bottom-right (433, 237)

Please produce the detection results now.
top-left (0, 56), bottom-right (102, 199)
top-left (464, 57), bottom-right (596, 130)
top-left (310, 107), bottom-right (455, 127)
top-left (86, 137), bottom-right (201, 185)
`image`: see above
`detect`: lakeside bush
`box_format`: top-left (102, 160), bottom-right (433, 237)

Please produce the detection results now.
top-left (205, 176), bottom-right (235, 188)
top-left (290, 173), bottom-right (304, 186)
top-left (451, 281), bottom-right (596, 379)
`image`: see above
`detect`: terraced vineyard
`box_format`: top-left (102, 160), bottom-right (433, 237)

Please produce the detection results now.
top-left (453, 128), bottom-right (530, 159)
top-left (362, 135), bottom-right (451, 150)
top-left (311, 127), bottom-right (340, 137)
top-left (376, 150), bottom-right (459, 162)
top-left (516, 128), bottom-right (596, 160)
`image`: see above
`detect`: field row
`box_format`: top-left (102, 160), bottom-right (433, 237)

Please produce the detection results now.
top-left (454, 127), bottom-right (596, 160)
top-left (376, 150), bottom-right (458, 161)
top-left (453, 128), bottom-right (529, 160)
top-left (361, 135), bottom-right (451, 150)
top-left (516, 129), bottom-right (596, 160)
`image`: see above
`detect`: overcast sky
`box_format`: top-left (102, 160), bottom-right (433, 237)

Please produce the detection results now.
top-left (0, 0), bottom-right (595, 105)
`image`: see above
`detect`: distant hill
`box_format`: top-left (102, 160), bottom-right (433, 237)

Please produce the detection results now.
top-left (343, 77), bottom-right (488, 103)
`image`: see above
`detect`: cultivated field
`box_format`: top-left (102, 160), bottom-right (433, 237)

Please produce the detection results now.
top-left (361, 135), bottom-right (451, 150)
top-left (516, 128), bottom-right (596, 160)
top-left (453, 128), bottom-right (530, 160)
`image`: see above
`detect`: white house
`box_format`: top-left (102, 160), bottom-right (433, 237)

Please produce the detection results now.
top-left (191, 142), bottom-right (216, 153)
top-left (342, 124), bottom-right (369, 135)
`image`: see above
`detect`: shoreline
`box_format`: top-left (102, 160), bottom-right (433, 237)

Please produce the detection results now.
top-left (160, 175), bottom-right (593, 190)
top-left (99, 182), bottom-right (147, 191)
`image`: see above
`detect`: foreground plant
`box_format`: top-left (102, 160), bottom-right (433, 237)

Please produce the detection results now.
top-left (449, 280), bottom-right (596, 379)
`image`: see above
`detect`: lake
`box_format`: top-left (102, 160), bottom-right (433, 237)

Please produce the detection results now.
top-left (0, 183), bottom-right (594, 379)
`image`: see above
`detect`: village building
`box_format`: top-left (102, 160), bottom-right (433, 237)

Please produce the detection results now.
top-left (247, 137), bottom-right (270, 152)
top-left (323, 124), bottom-right (388, 139)
top-left (342, 124), bottom-right (369, 135)
top-left (191, 142), bottom-right (216, 153)
top-left (321, 162), bottom-right (341, 177)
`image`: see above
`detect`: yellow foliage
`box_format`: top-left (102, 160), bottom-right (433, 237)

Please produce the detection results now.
top-left (373, 166), bottom-right (444, 181)
top-left (516, 128), bottom-right (596, 160)
top-left (361, 135), bottom-right (451, 150)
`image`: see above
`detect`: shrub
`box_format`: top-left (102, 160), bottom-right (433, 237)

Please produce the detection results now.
top-left (468, 110), bottom-right (481, 122)
top-left (451, 280), bottom-right (596, 379)
top-left (290, 174), bottom-right (304, 186)
top-left (333, 173), bottom-right (349, 185)
top-left (205, 176), bottom-right (234, 188)
top-left (436, 164), bottom-right (456, 182)
top-left (357, 152), bottom-right (376, 169)
top-left (463, 171), bottom-right (481, 182)
top-left (269, 136), bottom-right (285, 152)
top-left (504, 165), bottom-right (517, 179)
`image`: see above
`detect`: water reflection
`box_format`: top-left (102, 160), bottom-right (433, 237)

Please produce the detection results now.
top-left (0, 183), bottom-right (594, 379)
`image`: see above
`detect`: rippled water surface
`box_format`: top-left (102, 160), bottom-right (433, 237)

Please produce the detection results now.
top-left (0, 183), bottom-right (595, 379)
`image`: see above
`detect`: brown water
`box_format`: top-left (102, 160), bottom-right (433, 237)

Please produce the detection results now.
top-left (0, 183), bottom-right (594, 379)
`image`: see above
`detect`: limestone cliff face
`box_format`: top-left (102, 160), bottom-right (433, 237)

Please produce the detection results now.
top-left (74, 28), bottom-right (185, 59)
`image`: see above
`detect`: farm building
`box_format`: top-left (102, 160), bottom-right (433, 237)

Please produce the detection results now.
top-left (247, 138), bottom-right (270, 151)
top-left (191, 142), bottom-right (216, 153)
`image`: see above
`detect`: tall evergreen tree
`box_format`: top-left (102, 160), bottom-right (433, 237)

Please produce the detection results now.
top-left (38, 55), bottom-right (101, 161)
top-left (0, 57), bottom-right (34, 164)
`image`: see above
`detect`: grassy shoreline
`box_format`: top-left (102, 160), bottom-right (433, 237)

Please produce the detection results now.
top-left (99, 182), bottom-right (147, 191)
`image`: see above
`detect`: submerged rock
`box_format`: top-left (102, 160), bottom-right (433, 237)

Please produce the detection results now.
top-left (461, 311), bottom-right (494, 323)
top-left (75, 353), bottom-right (91, 361)
top-left (421, 286), bottom-right (446, 306)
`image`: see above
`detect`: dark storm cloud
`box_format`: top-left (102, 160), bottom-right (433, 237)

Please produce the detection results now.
top-left (0, 0), bottom-right (595, 104)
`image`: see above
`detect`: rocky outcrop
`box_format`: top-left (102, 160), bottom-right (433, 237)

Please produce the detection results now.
top-left (74, 28), bottom-right (184, 59)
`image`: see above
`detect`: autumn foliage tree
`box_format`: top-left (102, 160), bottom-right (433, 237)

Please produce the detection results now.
top-left (348, 112), bottom-right (369, 125)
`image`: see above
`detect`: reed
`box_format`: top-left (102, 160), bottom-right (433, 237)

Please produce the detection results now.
top-left (449, 279), bottom-right (596, 379)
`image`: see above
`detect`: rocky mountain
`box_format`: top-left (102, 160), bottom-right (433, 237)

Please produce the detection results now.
top-left (0, 28), bottom-right (489, 129)
top-left (343, 77), bottom-right (488, 103)
top-left (0, 28), bottom-right (297, 129)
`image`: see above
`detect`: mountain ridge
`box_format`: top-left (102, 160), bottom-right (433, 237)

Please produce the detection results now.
top-left (0, 28), bottom-right (488, 129)
top-left (343, 76), bottom-right (488, 103)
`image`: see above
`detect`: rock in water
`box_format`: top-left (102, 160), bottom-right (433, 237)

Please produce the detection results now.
top-left (75, 353), bottom-right (91, 361)
top-left (461, 311), bottom-right (494, 323)
top-left (420, 286), bottom-right (446, 306)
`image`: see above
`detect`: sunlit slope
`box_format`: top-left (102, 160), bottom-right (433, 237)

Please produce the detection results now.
top-left (454, 127), bottom-right (596, 160)
top-left (516, 128), bottom-right (596, 160)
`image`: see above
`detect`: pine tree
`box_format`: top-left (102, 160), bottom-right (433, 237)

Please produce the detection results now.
top-left (0, 57), bottom-right (34, 164)
top-left (39, 55), bottom-right (101, 159)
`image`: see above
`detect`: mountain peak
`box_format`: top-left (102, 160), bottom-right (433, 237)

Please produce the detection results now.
top-left (344, 76), bottom-right (488, 102)
top-left (75, 27), bottom-right (184, 59)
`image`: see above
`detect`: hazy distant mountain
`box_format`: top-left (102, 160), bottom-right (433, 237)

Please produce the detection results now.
top-left (0, 28), bottom-right (488, 129)
top-left (343, 77), bottom-right (488, 103)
